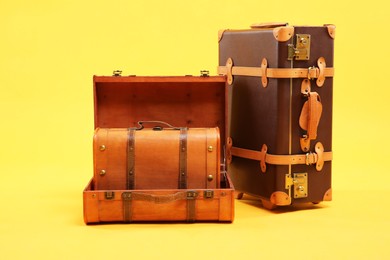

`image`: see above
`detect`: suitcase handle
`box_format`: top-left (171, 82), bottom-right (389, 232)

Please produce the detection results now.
top-left (299, 79), bottom-right (323, 152)
top-left (122, 191), bottom-right (197, 204)
top-left (136, 121), bottom-right (182, 130)
top-left (250, 22), bottom-right (288, 29)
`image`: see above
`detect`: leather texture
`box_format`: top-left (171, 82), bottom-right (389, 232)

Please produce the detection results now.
top-left (83, 175), bottom-right (235, 223)
top-left (84, 75), bottom-right (234, 224)
top-left (217, 57), bottom-right (334, 88)
top-left (228, 142), bottom-right (332, 172)
top-left (93, 127), bottom-right (220, 190)
top-left (219, 25), bottom-right (334, 206)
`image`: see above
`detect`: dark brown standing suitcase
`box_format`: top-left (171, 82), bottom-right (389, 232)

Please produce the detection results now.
top-left (218, 23), bottom-right (334, 209)
top-left (83, 75), bottom-right (234, 223)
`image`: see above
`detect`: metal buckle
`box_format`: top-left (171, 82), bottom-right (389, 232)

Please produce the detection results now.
top-left (305, 152), bottom-right (316, 165)
top-left (307, 67), bottom-right (317, 80)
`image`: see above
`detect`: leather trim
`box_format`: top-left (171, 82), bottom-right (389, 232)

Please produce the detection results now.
top-left (323, 188), bottom-right (332, 201)
top-left (229, 142), bottom-right (332, 173)
top-left (226, 58), bottom-right (233, 85)
top-left (218, 57), bottom-right (334, 86)
top-left (315, 142), bottom-right (325, 171)
top-left (316, 57), bottom-right (326, 87)
top-left (122, 192), bottom-right (133, 223)
top-left (179, 128), bottom-right (188, 189)
top-left (270, 191), bottom-right (291, 206)
top-left (325, 24), bottom-right (336, 39)
top-left (261, 58), bottom-right (268, 87)
top-left (273, 26), bottom-right (294, 42)
top-left (250, 22), bottom-right (289, 29)
top-left (127, 128), bottom-right (136, 190)
top-left (218, 29), bottom-right (226, 43)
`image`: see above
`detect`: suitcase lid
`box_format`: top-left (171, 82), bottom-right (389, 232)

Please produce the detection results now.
top-left (93, 74), bottom-right (227, 142)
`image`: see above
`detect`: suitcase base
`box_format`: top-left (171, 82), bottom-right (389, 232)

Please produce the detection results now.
top-left (83, 171), bottom-right (234, 223)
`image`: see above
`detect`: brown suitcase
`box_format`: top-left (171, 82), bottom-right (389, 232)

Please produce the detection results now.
top-left (93, 124), bottom-right (220, 190)
top-left (83, 75), bottom-right (234, 223)
top-left (218, 23), bottom-right (334, 209)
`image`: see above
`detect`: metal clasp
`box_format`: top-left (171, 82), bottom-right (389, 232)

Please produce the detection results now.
top-left (113, 70), bottom-right (122, 76)
top-left (105, 191), bottom-right (115, 200)
top-left (204, 190), bottom-right (214, 199)
top-left (200, 70), bottom-right (209, 77)
top-left (307, 66), bottom-right (317, 80)
top-left (285, 173), bottom-right (308, 199)
top-left (288, 34), bottom-right (311, 61)
top-left (305, 152), bottom-right (316, 165)
top-left (186, 191), bottom-right (198, 199)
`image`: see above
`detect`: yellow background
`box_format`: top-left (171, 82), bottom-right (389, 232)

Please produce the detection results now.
top-left (1, 0), bottom-right (389, 259)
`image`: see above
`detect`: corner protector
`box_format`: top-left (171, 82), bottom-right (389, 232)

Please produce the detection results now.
top-left (325, 24), bottom-right (336, 39)
top-left (218, 29), bottom-right (227, 43)
top-left (273, 26), bottom-right (294, 42)
top-left (270, 191), bottom-right (291, 205)
top-left (323, 188), bottom-right (332, 201)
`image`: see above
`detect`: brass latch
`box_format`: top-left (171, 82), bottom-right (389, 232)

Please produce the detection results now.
top-left (288, 34), bottom-right (311, 60)
top-left (285, 173), bottom-right (308, 199)
top-left (105, 191), bottom-right (115, 200)
top-left (200, 70), bottom-right (210, 77)
top-left (204, 190), bottom-right (214, 199)
top-left (186, 191), bottom-right (198, 199)
top-left (113, 70), bottom-right (122, 76)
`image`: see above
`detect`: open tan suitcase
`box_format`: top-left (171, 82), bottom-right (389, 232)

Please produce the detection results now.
top-left (83, 74), bottom-right (234, 223)
top-left (218, 23), bottom-right (334, 209)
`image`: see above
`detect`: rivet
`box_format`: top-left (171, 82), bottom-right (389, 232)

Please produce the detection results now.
top-left (207, 175), bottom-right (213, 181)
top-left (100, 145), bottom-right (106, 151)
top-left (100, 169), bottom-right (106, 176)
top-left (208, 146), bottom-right (213, 152)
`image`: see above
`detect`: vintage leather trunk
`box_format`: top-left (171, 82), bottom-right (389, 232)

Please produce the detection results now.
top-left (83, 75), bottom-right (234, 223)
top-left (93, 125), bottom-right (220, 190)
top-left (218, 23), bottom-right (334, 209)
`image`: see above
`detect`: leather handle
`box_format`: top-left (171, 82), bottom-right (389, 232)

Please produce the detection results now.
top-left (122, 191), bottom-right (195, 204)
top-left (299, 79), bottom-right (323, 152)
top-left (250, 22), bottom-right (288, 29)
top-left (136, 121), bottom-right (181, 130)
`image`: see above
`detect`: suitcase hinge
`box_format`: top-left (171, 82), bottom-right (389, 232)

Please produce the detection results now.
top-left (288, 34), bottom-right (311, 60)
top-left (285, 173), bottom-right (308, 199)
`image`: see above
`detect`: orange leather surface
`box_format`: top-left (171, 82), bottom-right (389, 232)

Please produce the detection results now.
top-left (93, 127), bottom-right (220, 190)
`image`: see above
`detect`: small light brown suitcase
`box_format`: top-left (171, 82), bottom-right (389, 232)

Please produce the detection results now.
top-left (218, 23), bottom-right (334, 209)
top-left (93, 124), bottom-right (220, 190)
top-left (83, 74), bottom-right (234, 223)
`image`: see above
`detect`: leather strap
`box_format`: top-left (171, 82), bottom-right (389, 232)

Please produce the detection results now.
top-left (122, 192), bottom-right (133, 222)
top-left (218, 57), bottom-right (334, 87)
top-left (179, 128), bottom-right (188, 189)
top-left (121, 191), bottom-right (197, 222)
top-left (229, 142), bottom-right (332, 172)
top-left (127, 128), bottom-right (136, 189)
top-left (186, 191), bottom-right (198, 222)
